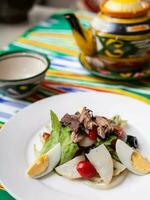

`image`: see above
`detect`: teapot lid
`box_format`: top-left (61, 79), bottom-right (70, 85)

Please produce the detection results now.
top-left (100, 0), bottom-right (150, 18)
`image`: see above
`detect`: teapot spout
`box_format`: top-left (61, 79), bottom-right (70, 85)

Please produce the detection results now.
top-left (64, 13), bottom-right (96, 56)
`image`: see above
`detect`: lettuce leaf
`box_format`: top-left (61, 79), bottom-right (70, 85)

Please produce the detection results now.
top-left (59, 126), bottom-right (79, 165)
top-left (41, 110), bottom-right (61, 154)
top-left (41, 110), bottom-right (79, 165)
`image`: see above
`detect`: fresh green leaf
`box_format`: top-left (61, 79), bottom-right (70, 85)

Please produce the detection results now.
top-left (96, 135), bottom-right (117, 146)
top-left (59, 126), bottom-right (72, 145)
top-left (103, 135), bottom-right (117, 146)
top-left (41, 110), bottom-right (61, 154)
top-left (40, 110), bottom-right (78, 164)
top-left (59, 126), bottom-right (79, 164)
top-left (111, 115), bottom-right (127, 127)
top-left (51, 110), bottom-right (61, 132)
top-left (60, 143), bottom-right (79, 165)
top-left (95, 137), bottom-right (102, 147)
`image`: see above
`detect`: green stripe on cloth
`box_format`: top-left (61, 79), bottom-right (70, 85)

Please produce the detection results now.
top-left (0, 189), bottom-right (15, 200)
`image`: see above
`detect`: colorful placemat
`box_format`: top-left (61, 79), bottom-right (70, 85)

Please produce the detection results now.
top-left (0, 9), bottom-right (150, 199)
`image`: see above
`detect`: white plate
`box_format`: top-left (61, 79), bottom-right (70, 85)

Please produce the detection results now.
top-left (0, 92), bottom-right (150, 200)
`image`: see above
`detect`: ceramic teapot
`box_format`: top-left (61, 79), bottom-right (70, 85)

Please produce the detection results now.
top-left (65, 0), bottom-right (150, 72)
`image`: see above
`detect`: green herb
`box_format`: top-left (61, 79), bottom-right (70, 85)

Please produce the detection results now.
top-left (111, 115), bottom-right (127, 127)
top-left (96, 135), bottom-right (117, 146)
top-left (59, 126), bottom-right (79, 164)
top-left (106, 146), bottom-right (119, 161)
top-left (95, 137), bottom-right (101, 147)
top-left (41, 110), bottom-right (61, 154)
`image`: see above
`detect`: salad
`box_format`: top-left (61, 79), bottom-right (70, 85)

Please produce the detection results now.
top-left (27, 107), bottom-right (150, 189)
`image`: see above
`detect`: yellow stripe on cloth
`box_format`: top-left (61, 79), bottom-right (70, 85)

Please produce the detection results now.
top-left (46, 70), bottom-right (121, 85)
top-left (46, 71), bottom-right (150, 105)
top-left (30, 32), bottom-right (73, 39)
top-left (112, 89), bottom-right (150, 105)
top-left (46, 70), bottom-right (150, 89)
top-left (17, 38), bottom-right (79, 56)
top-left (85, 85), bottom-right (150, 104)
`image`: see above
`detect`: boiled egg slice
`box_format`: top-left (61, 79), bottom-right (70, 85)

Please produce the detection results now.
top-left (86, 144), bottom-right (113, 184)
top-left (116, 139), bottom-right (150, 175)
top-left (27, 143), bottom-right (61, 178)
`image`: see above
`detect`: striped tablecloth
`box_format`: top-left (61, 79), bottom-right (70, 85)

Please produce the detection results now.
top-left (0, 10), bottom-right (150, 199)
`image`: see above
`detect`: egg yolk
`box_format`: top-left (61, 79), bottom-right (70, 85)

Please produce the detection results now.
top-left (132, 151), bottom-right (150, 174)
top-left (27, 155), bottom-right (49, 177)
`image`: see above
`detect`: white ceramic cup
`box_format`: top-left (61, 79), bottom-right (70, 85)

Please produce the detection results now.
top-left (0, 51), bottom-right (49, 99)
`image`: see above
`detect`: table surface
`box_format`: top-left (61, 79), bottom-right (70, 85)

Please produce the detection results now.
top-left (0, 5), bottom-right (56, 49)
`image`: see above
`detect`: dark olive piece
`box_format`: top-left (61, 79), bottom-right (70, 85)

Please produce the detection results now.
top-left (127, 135), bottom-right (138, 149)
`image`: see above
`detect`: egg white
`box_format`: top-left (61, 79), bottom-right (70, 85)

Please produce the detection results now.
top-left (116, 139), bottom-right (144, 175)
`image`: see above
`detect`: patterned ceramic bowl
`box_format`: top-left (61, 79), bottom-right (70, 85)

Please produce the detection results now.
top-left (0, 51), bottom-right (49, 99)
